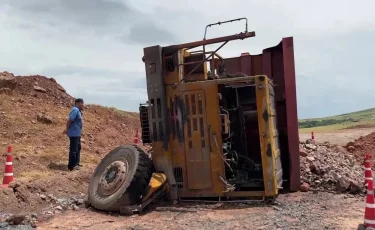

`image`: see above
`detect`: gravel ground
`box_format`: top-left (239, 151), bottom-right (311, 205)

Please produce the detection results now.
top-left (37, 192), bottom-right (365, 230)
top-left (0, 225), bottom-right (34, 230)
top-left (299, 128), bottom-right (375, 145)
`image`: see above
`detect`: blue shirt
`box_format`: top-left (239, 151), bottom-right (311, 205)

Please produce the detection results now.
top-left (67, 106), bottom-right (83, 137)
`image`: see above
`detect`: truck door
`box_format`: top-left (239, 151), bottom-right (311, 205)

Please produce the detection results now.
top-left (183, 90), bottom-right (213, 189)
top-left (255, 76), bottom-right (283, 197)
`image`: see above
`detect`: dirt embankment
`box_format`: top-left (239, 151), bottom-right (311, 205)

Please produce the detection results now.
top-left (299, 140), bottom-right (364, 194)
top-left (0, 71), bottom-right (143, 227)
top-left (346, 132), bottom-right (375, 162)
top-left (298, 128), bottom-right (375, 195)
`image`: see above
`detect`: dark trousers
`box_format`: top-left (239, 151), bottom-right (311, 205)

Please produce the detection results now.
top-left (68, 136), bottom-right (81, 169)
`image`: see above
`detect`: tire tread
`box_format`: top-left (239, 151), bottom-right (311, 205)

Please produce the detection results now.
top-left (88, 144), bottom-right (154, 212)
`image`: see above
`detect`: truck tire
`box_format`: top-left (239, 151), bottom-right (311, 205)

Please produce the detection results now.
top-left (88, 145), bottom-right (153, 212)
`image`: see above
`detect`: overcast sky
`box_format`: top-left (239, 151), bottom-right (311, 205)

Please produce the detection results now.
top-left (0, 0), bottom-right (374, 119)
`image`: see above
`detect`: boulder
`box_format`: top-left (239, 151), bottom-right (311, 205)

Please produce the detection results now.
top-left (300, 182), bottom-right (310, 192)
top-left (299, 145), bottom-right (308, 157)
top-left (37, 113), bottom-right (53, 124)
top-left (33, 86), bottom-right (47, 93)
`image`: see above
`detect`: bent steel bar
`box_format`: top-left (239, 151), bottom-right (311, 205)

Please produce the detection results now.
top-left (203, 17), bottom-right (249, 40)
top-left (163, 32), bottom-right (256, 52)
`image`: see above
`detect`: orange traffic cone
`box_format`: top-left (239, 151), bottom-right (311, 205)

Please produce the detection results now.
top-left (1, 146), bottom-right (14, 188)
top-left (365, 180), bottom-right (375, 228)
top-left (133, 129), bottom-right (139, 145)
top-left (365, 154), bottom-right (373, 188)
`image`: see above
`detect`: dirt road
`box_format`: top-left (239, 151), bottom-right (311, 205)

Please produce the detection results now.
top-left (37, 192), bottom-right (364, 230)
top-left (299, 127), bottom-right (375, 145)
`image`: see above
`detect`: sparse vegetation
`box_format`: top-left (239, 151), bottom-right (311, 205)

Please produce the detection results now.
top-left (299, 118), bottom-right (360, 128)
top-left (299, 108), bottom-right (375, 132)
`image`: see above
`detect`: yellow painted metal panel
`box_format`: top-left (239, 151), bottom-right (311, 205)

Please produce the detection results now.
top-left (182, 90), bottom-right (212, 189)
top-left (181, 81), bottom-right (226, 196)
top-left (142, 173), bottom-right (167, 201)
top-left (255, 75), bottom-right (280, 197)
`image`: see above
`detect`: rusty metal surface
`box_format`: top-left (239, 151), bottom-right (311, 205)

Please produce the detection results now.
top-left (184, 41), bottom-right (228, 80)
top-left (143, 45), bottom-right (169, 149)
top-left (183, 90), bottom-right (212, 189)
top-left (166, 81), bottom-right (226, 198)
top-left (222, 37), bottom-right (300, 192)
top-left (224, 190), bottom-right (265, 197)
top-left (143, 46), bottom-right (178, 196)
top-left (281, 37), bottom-right (300, 192)
top-left (203, 18), bottom-right (248, 40)
top-left (255, 76), bottom-right (283, 196)
top-left (163, 32), bottom-right (256, 52)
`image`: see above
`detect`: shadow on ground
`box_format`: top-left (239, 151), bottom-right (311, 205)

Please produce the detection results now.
top-left (47, 162), bottom-right (69, 171)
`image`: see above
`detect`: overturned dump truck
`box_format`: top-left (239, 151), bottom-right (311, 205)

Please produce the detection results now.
top-left (88, 18), bottom-right (300, 214)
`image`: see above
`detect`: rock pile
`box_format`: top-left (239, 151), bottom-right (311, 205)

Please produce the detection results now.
top-left (0, 181), bottom-right (88, 228)
top-left (300, 140), bottom-right (364, 194)
top-left (0, 71), bottom-right (72, 107)
top-left (346, 132), bottom-right (375, 163)
top-left (0, 71), bottom-right (14, 80)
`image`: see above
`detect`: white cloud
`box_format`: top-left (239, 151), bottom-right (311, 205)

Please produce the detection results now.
top-left (0, 0), bottom-right (374, 118)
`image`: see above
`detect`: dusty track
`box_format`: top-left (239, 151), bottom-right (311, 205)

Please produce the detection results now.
top-left (38, 192), bottom-right (364, 230)
top-left (299, 127), bottom-right (375, 145)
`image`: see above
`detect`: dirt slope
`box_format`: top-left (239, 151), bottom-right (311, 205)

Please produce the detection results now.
top-left (346, 131), bottom-right (375, 163)
top-left (0, 72), bottom-right (142, 219)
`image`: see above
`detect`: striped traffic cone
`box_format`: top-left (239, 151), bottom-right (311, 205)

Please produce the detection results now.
top-left (365, 180), bottom-right (375, 228)
top-left (365, 154), bottom-right (373, 188)
top-left (133, 129), bottom-right (139, 145)
top-left (1, 146), bottom-right (14, 188)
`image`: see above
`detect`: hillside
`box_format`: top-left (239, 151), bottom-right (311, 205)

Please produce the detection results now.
top-left (299, 108), bottom-right (375, 132)
top-left (0, 72), bottom-right (142, 216)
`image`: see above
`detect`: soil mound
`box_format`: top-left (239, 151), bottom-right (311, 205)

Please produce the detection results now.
top-left (0, 71), bottom-right (144, 224)
top-left (0, 72), bottom-right (72, 106)
top-left (345, 132), bottom-right (375, 162)
top-left (300, 140), bottom-right (364, 194)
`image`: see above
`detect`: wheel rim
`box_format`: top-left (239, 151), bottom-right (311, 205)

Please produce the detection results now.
top-left (99, 159), bottom-right (129, 196)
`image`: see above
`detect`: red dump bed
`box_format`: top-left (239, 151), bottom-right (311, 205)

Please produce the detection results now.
top-left (222, 37), bottom-right (300, 191)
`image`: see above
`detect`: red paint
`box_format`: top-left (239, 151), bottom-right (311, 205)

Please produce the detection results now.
top-left (365, 157), bottom-right (373, 187)
top-left (2, 146), bottom-right (14, 187)
top-left (133, 129), bottom-right (139, 145)
top-left (365, 180), bottom-right (375, 228)
top-left (223, 37), bottom-right (300, 191)
top-left (172, 32), bottom-right (256, 50)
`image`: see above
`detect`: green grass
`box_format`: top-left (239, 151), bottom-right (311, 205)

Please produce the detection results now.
top-left (299, 108), bottom-right (375, 133)
top-left (105, 106), bottom-right (139, 117)
top-left (299, 108), bottom-right (375, 122)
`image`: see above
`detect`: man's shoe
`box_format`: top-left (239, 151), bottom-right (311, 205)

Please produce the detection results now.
top-left (73, 166), bottom-right (80, 170)
top-left (77, 164), bottom-right (83, 167)
top-left (68, 167), bottom-right (74, 171)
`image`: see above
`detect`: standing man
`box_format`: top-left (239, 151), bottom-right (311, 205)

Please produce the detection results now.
top-left (64, 98), bottom-right (84, 171)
